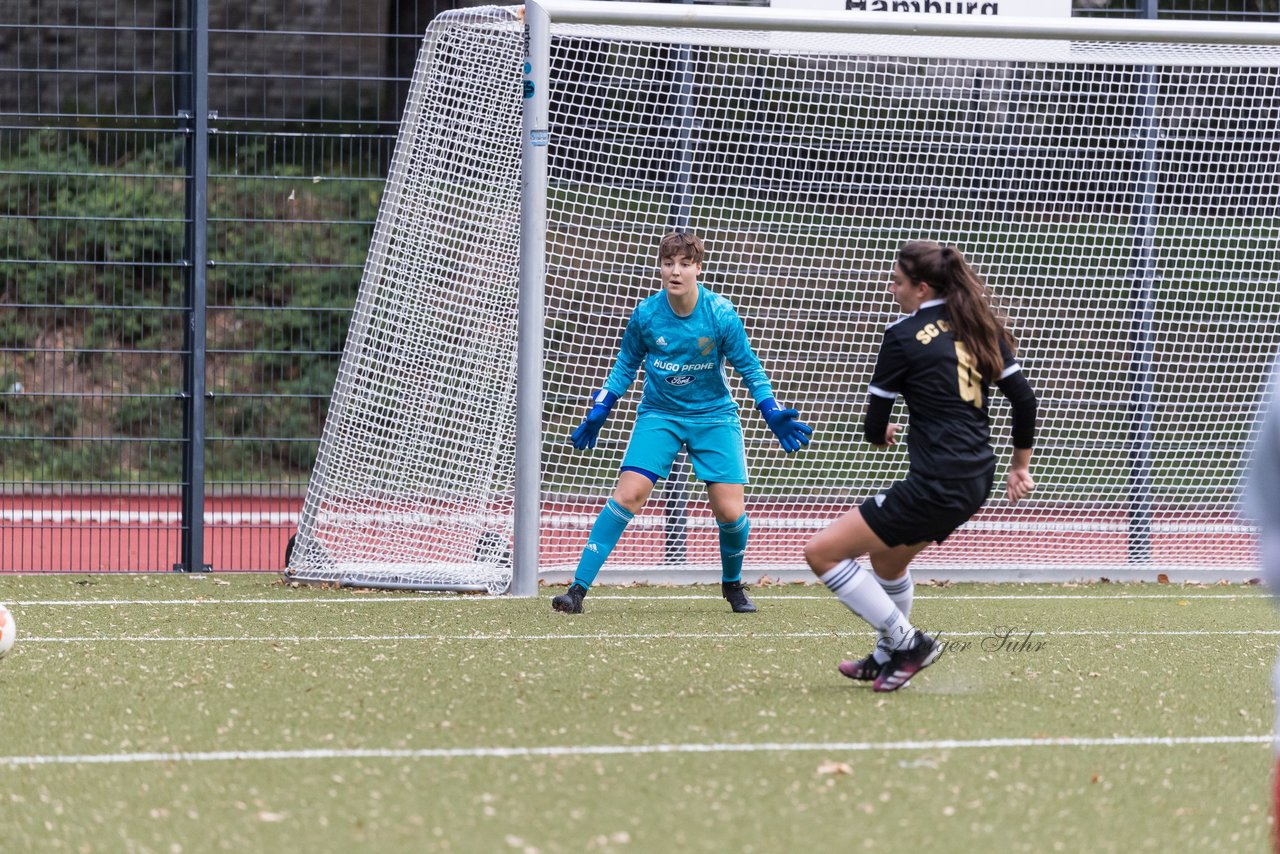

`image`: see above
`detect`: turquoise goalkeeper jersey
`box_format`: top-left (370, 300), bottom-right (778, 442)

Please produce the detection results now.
top-left (602, 284), bottom-right (774, 419)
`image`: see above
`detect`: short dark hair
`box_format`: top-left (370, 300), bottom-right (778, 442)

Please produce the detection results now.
top-left (658, 231), bottom-right (705, 265)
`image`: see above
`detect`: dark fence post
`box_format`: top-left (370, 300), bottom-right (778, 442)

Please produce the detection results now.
top-left (1127, 0), bottom-right (1159, 565)
top-left (663, 4), bottom-right (696, 566)
top-left (178, 0), bottom-right (211, 572)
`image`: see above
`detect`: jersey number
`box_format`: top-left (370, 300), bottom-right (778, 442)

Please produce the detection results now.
top-left (954, 341), bottom-right (983, 409)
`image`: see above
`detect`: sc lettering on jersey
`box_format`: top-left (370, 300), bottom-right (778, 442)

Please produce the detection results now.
top-left (915, 319), bottom-right (952, 345)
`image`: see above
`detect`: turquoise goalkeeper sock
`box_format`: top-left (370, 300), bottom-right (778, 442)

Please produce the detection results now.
top-left (572, 498), bottom-right (634, 590)
top-left (717, 513), bottom-right (750, 584)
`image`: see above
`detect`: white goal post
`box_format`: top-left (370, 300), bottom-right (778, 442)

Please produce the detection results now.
top-left (286, 1), bottom-right (1280, 594)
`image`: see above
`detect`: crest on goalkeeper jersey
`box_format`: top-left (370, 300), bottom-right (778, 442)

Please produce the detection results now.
top-left (698, 337), bottom-right (713, 356)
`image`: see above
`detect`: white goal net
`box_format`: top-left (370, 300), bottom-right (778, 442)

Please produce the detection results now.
top-left (288, 3), bottom-right (1280, 592)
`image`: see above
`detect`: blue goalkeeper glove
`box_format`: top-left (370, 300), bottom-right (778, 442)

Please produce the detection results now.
top-left (759, 398), bottom-right (812, 453)
top-left (571, 389), bottom-right (619, 450)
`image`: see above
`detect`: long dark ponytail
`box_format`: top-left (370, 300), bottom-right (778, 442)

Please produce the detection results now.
top-left (896, 240), bottom-right (1014, 382)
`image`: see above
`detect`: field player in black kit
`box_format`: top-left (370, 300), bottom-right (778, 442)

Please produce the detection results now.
top-left (804, 240), bottom-right (1038, 692)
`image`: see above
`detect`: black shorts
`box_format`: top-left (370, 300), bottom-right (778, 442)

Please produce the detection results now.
top-left (859, 468), bottom-right (994, 548)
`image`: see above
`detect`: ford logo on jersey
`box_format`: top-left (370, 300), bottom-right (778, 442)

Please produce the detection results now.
top-left (666, 375), bottom-right (695, 386)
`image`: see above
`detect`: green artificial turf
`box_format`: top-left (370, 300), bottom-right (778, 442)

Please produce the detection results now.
top-left (0, 574), bottom-right (1274, 852)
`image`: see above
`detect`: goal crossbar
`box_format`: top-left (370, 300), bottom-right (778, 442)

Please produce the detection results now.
top-left (533, 0), bottom-right (1280, 47)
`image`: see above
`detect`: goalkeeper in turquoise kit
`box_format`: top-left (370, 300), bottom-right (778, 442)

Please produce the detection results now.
top-left (554, 231), bottom-right (812, 615)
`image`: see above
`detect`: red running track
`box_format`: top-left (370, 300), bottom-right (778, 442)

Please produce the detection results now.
top-left (0, 495), bottom-right (1258, 574)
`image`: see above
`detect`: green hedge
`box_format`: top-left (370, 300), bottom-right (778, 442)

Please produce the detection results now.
top-left (0, 129), bottom-right (379, 484)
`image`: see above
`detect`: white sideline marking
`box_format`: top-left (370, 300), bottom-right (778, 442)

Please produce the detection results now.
top-left (16, 628), bottom-right (1280, 643)
top-left (2, 505), bottom-right (1253, 536)
top-left (1, 734), bottom-right (1268, 768)
top-left (7, 592), bottom-right (1268, 607)
top-left (12, 598), bottom-right (501, 606)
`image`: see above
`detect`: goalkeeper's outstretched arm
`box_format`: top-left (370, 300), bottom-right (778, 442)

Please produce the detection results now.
top-left (570, 305), bottom-right (644, 451)
top-left (758, 398), bottom-right (813, 454)
top-left (717, 300), bottom-right (812, 454)
top-left (570, 388), bottom-right (619, 450)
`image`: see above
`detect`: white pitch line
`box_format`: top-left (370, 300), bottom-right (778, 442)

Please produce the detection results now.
top-left (9, 597), bottom-right (500, 606)
top-left (5, 592), bottom-right (1269, 607)
top-left (15, 628), bottom-right (1280, 643)
top-left (1, 734), bottom-right (1269, 768)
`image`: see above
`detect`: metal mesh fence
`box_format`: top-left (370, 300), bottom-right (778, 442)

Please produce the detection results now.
top-left (0, 0), bottom-right (449, 571)
top-left (2, 0), bottom-right (1278, 573)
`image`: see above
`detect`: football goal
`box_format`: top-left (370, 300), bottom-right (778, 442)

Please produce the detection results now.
top-left (286, 1), bottom-right (1280, 594)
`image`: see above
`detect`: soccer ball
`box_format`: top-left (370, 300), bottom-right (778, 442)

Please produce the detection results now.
top-left (0, 604), bottom-right (15, 659)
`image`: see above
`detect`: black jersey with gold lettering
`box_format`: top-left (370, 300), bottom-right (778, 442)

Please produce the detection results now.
top-left (867, 299), bottom-right (1019, 479)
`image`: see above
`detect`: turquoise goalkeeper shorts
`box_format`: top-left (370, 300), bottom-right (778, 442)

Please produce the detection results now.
top-left (620, 412), bottom-right (748, 484)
